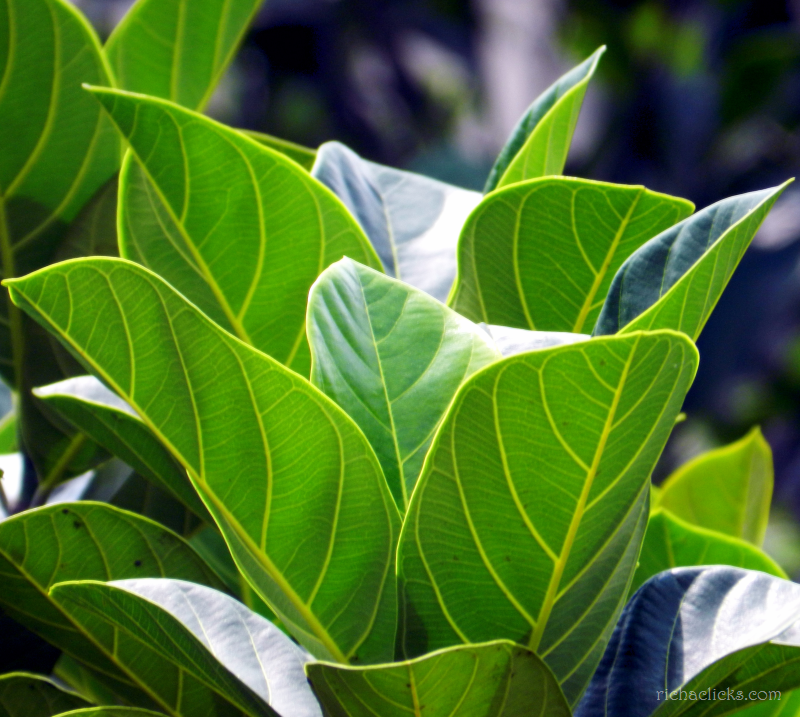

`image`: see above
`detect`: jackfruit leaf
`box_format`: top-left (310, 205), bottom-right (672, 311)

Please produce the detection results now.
top-left (104, 0), bottom-right (263, 112)
top-left (576, 567), bottom-right (800, 717)
top-left (630, 510), bottom-right (786, 595)
top-left (6, 258), bottom-right (400, 665)
top-left (0, 503), bottom-right (224, 709)
top-left (0, 673), bottom-right (89, 716)
top-left (481, 325), bottom-right (589, 357)
top-left (51, 579), bottom-right (322, 717)
top-left (90, 87), bottom-right (380, 378)
top-left (312, 142), bottom-right (482, 302)
top-left (656, 427), bottom-right (773, 546)
top-left (306, 641), bottom-right (570, 717)
top-left (243, 130), bottom-right (316, 170)
top-left (397, 331), bottom-right (698, 705)
top-left (307, 258), bottom-right (500, 509)
top-left (594, 183), bottom-right (791, 340)
top-left (484, 47), bottom-right (605, 192)
top-left (449, 177), bottom-right (694, 333)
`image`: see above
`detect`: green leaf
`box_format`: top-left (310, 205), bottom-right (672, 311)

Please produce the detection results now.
top-left (484, 47), bottom-right (605, 192)
top-left (51, 579), bottom-right (323, 717)
top-left (482, 325), bottom-right (589, 357)
top-left (243, 130), bottom-right (316, 170)
top-left (630, 509), bottom-right (786, 595)
top-left (397, 330), bottom-right (698, 705)
top-left (656, 427), bottom-right (773, 546)
top-left (0, 407), bottom-right (16, 453)
top-left (91, 87), bottom-right (381, 378)
top-left (312, 142), bottom-right (483, 302)
top-left (104, 0), bottom-right (263, 112)
top-left (730, 689), bottom-right (800, 717)
top-left (594, 182), bottom-right (792, 339)
top-left (54, 654), bottom-right (127, 708)
top-left (34, 375), bottom-right (211, 523)
top-left (55, 710), bottom-right (166, 717)
top-left (0, 502), bottom-right (225, 707)
top-left (308, 258), bottom-right (500, 509)
top-left (53, 176), bottom-right (119, 262)
top-left (0, 673), bottom-right (89, 717)
top-left (6, 257), bottom-right (401, 665)
top-left (449, 177), bottom-right (694, 333)
top-left (306, 640), bottom-right (571, 717)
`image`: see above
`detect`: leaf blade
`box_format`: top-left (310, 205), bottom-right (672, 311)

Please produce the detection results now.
top-left (0, 673), bottom-right (90, 717)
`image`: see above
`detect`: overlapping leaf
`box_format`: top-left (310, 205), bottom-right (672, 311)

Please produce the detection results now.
top-left (481, 325), bottom-right (589, 357)
top-left (0, 673), bottom-right (89, 717)
top-left (104, 0), bottom-right (263, 112)
top-left (594, 183), bottom-right (790, 339)
top-left (656, 427), bottom-right (773, 546)
top-left (51, 579), bottom-right (322, 717)
top-left (397, 331), bottom-right (698, 704)
top-left (307, 258), bottom-right (500, 509)
top-left (577, 567), bottom-right (800, 717)
top-left (312, 142), bottom-right (482, 302)
top-left (0, 502), bottom-right (224, 707)
top-left (35, 376), bottom-right (210, 523)
top-left (56, 710), bottom-right (165, 717)
top-left (307, 641), bottom-right (570, 717)
top-left (90, 88), bottom-right (381, 378)
top-left (6, 258), bottom-right (400, 665)
top-left (244, 131), bottom-right (316, 171)
top-left (450, 177), bottom-right (694, 333)
top-left (484, 47), bottom-right (604, 192)
top-left (630, 510), bottom-right (786, 595)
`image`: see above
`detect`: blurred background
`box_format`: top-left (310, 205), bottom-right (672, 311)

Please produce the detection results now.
top-left (66, 0), bottom-right (800, 573)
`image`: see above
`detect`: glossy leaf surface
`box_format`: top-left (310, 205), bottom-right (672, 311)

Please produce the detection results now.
top-left (595, 183), bottom-right (790, 339)
top-left (94, 88), bottom-right (380, 377)
top-left (450, 177), bottom-right (693, 333)
top-left (308, 258), bottom-right (500, 509)
top-left (244, 130), bottom-right (316, 170)
top-left (105, 0), bottom-right (263, 111)
top-left (397, 331), bottom-right (698, 704)
top-left (484, 47), bottom-right (604, 192)
top-left (481, 325), bottom-right (589, 357)
top-left (630, 510), bottom-right (786, 595)
top-left (307, 640), bottom-right (570, 717)
top-left (656, 427), bottom-right (773, 546)
top-left (0, 503), bottom-right (223, 706)
top-left (577, 567), bottom-right (800, 717)
top-left (52, 579), bottom-right (321, 717)
top-left (35, 375), bottom-right (210, 522)
top-left (0, 673), bottom-right (89, 717)
top-left (7, 258), bottom-right (400, 665)
top-left (312, 142), bottom-right (482, 302)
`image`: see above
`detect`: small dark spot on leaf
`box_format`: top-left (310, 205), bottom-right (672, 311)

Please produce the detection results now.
top-left (563, 422), bottom-right (569, 427)
top-left (406, 684), bottom-right (411, 689)
top-left (134, 560), bottom-right (142, 567)
top-left (73, 521), bottom-right (82, 529)
top-left (61, 509), bottom-right (69, 515)
top-left (27, 684), bottom-right (35, 691)
top-left (599, 360), bottom-right (606, 366)
top-left (504, 556), bottom-right (511, 562)
top-left (453, 555), bottom-right (459, 561)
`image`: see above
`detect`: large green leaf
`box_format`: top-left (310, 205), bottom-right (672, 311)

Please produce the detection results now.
top-left (397, 330), bottom-right (698, 704)
top-left (91, 88), bottom-right (381, 377)
top-left (0, 673), bottom-right (89, 717)
top-left (594, 183), bottom-right (791, 339)
top-left (449, 177), bottom-right (693, 333)
top-left (630, 509), bottom-right (786, 595)
top-left (306, 641), bottom-right (570, 717)
top-left (484, 47), bottom-right (604, 192)
top-left (0, 0), bottom-right (120, 481)
top-left (312, 142), bottom-right (482, 302)
top-left (51, 579), bottom-right (323, 717)
top-left (6, 257), bottom-right (400, 665)
top-left (34, 375), bottom-right (211, 523)
top-left (307, 258), bottom-right (500, 509)
top-left (655, 427), bottom-right (773, 546)
top-left (0, 502), bottom-right (224, 707)
top-left (732, 690), bottom-right (800, 717)
top-left (243, 130), bottom-right (316, 171)
top-left (56, 711), bottom-right (165, 717)
top-left (53, 177), bottom-right (119, 262)
top-left (104, 0), bottom-right (263, 112)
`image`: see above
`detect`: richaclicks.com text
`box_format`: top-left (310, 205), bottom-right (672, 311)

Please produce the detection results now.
top-left (656, 689), bottom-right (781, 702)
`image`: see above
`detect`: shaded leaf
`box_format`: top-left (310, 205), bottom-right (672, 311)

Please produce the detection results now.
top-left (308, 258), bottom-right (500, 509)
top-left (0, 502), bottom-right (224, 707)
top-left (93, 87), bottom-right (381, 377)
top-left (105, 0), bottom-right (263, 112)
top-left (53, 655), bottom-right (127, 708)
top-left (54, 176), bottom-right (119, 262)
top-left (577, 567), bottom-right (800, 717)
top-left (630, 509), bottom-right (786, 595)
top-left (594, 183), bottom-right (791, 339)
top-left (312, 142), bottom-right (482, 302)
top-left (243, 130), bottom-right (316, 170)
top-left (7, 257), bottom-right (400, 665)
top-left (57, 710), bottom-right (174, 716)
top-left (656, 427), bottom-right (773, 546)
top-left (307, 640), bottom-right (570, 717)
top-left (52, 579), bottom-right (322, 717)
top-left (0, 673), bottom-right (89, 717)
top-left (450, 177), bottom-right (693, 333)
top-left (397, 331), bottom-right (698, 704)
top-left (484, 47), bottom-right (604, 192)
